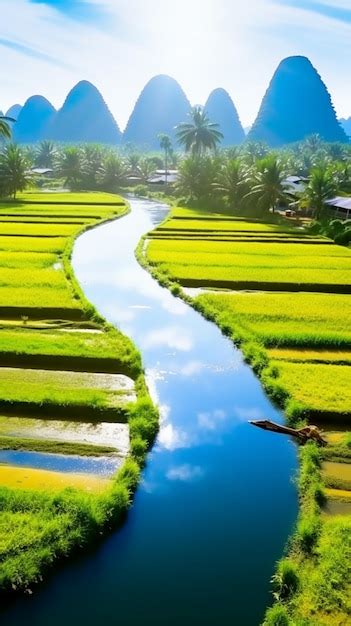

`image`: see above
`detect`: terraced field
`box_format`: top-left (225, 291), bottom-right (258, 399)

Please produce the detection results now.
top-left (145, 206), bottom-right (351, 623)
top-left (0, 192), bottom-right (156, 593)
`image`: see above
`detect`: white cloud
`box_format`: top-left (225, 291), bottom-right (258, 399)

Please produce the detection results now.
top-left (142, 326), bottom-right (193, 351)
top-left (197, 409), bottom-right (227, 431)
top-left (179, 360), bottom-right (205, 376)
top-left (166, 463), bottom-right (204, 481)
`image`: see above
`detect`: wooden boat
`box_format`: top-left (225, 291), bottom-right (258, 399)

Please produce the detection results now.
top-left (250, 419), bottom-right (327, 446)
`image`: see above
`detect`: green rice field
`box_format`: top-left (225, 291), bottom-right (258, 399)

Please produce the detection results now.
top-left (146, 207), bottom-right (351, 423)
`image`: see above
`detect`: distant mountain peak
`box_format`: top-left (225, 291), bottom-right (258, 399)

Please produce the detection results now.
top-left (13, 95), bottom-right (56, 143)
top-left (5, 104), bottom-right (22, 120)
top-left (123, 75), bottom-right (191, 149)
top-left (248, 55), bottom-right (347, 146)
top-left (48, 80), bottom-right (121, 144)
top-left (205, 88), bottom-right (245, 145)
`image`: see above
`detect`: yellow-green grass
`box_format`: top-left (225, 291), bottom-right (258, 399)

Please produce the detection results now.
top-left (0, 466), bottom-right (110, 492)
top-left (322, 462), bottom-right (351, 491)
top-left (147, 247), bottom-right (351, 270)
top-left (17, 191), bottom-right (123, 204)
top-left (271, 361), bottom-right (351, 418)
top-left (268, 348), bottom-right (351, 365)
top-left (156, 218), bottom-right (297, 232)
top-left (0, 368), bottom-right (134, 392)
top-left (322, 433), bottom-right (351, 463)
top-left (0, 206), bottom-right (111, 217)
top-left (0, 268), bottom-right (68, 289)
top-left (283, 515), bottom-right (351, 625)
top-left (0, 286), bottom-right (78, 309)
top-left (0, 327), bottom-right (140, 373)
top-left (0, 223), bottom-right (81, 237)
top-left (0, 236), bottom-right (66, 253)
top-left (0, 251), bottom-right (56, 268)
top-left (0, 435), bottom-right (117, 457)
top-left (147, 238), bottom-right (350, 257)
top-left (155, 262), bottom-right (350, 287)
top-left (0, 216), bottom-right (89, 224)
top-left (0, 368), bottom-right (133, 411)
top-left (195, 292), bottom-right (351, 348)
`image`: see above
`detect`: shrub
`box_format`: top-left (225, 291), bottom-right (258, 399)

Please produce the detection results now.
top-left (134, 185), bottom-right (149, 197)
top-left (117, 458), bottom-right (140, 492)
top-left (272, 560), bottom-right (300, 601)
top-left (296, 514), bottom-right (320, 554)
top-left (335, 228), bottom-right (351, 246)
top-left (264, 604), bottom-right (290, 626)
top-left (131, 436), bottom-right (148, 464)
top-left (326, 219), bottom-right (344, 238)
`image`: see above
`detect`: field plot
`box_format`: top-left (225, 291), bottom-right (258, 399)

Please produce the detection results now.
top-left (147, 213), bottom-right (350, 291)
top-left (196, 292), bottom-right (351, 348)
top-left (0, 193), bottom-right (132, 418)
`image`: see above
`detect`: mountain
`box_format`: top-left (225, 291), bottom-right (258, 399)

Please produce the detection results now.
top-left (123, 75), bottom-right (191, 149)
top-left (204, 88), bottom-right (245, 145)
top-left (6, 104), bottom-right (22, 120)
top-left (13, 96), bottom-right (56, 143)
top-left (248, 56), bottom-right (347, 146)
top-left (49, 80), bottom-right (121, 144)
top-left (340, 117), bottom-right (351, 138)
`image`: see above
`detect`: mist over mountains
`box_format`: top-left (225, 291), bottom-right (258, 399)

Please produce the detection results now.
top-left (4, 56), bottom-right (349, 148)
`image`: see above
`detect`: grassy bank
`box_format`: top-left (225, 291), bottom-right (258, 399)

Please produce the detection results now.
top-left (0, 192), bottom-right (159, 594)
top-left (142, 205), bottom-right (351, 625)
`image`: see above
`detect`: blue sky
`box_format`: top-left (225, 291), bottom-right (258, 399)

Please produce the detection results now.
top-left (1, 0), bottom-right (351, 128)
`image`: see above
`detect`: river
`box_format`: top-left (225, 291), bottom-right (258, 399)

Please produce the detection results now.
top-left (1, 197), bottom-right (298, 625)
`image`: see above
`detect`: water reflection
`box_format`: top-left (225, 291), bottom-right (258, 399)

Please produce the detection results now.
top-left (0, 449), bottom-right (120, 476)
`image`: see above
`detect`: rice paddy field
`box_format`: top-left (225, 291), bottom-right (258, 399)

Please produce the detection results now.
top-left (0, 191), bottom-right (155, 594)
top-left (145, 205), bottom-right (351, 624)
top-left (146, 208), bottom-right (351, 421)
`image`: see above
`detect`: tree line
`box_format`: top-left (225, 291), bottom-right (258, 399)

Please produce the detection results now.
top-left (0, 108), bottom-right (351, 232)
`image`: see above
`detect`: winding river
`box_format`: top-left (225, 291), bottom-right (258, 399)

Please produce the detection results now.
top-left (2, 197), bottom-right (298, 625)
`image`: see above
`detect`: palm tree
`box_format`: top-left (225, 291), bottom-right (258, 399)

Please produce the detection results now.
top-left (241, 141), bottom-right (268, 166)
top-left (98, 153), bottom-right (128, 190)
top-left (176, 155), bottom-right (221, 205)
top-left (176, 106), bottom-right (223, 155)
top-left (0, 116), bottom-right (15, 140)
top-left (303, 134), bottom-right (323, 153)
top-left (0, 144), bottom-right (32, 199)
top-left (158, 133), bottom-right (172, 185)
top-left (247, 155), bottom-right (287, 215)
top-left (81, 144), bottom-right (103, 189)
top-left (56, 146), bottom-right (82, 190)
top-left (126, 152), bottom-right (141, 177)
top-left (35, 141), bottom-right (56, 168)
top-left (137, 157), bottom-right (157, 184)
top-left (213, 159), bottom-right (249, 211)
top-left (302, 166), bottom-right (337, 219)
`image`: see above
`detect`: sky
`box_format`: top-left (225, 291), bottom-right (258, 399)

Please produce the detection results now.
top-left (1, 0), bottom-right (351, 129)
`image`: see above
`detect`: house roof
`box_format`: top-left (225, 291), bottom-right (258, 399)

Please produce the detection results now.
top-left (325, 196), bottom-right (351, 211)
top-left (285, 175), bottom-right (306, 184)
top-left (31, 167), bottom-right (53, 175)
top-left (148, 174), bottom-right (178, 184)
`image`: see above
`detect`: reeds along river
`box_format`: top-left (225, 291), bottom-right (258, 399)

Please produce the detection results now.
top-left (1, 197), bottom-right (298, 626)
